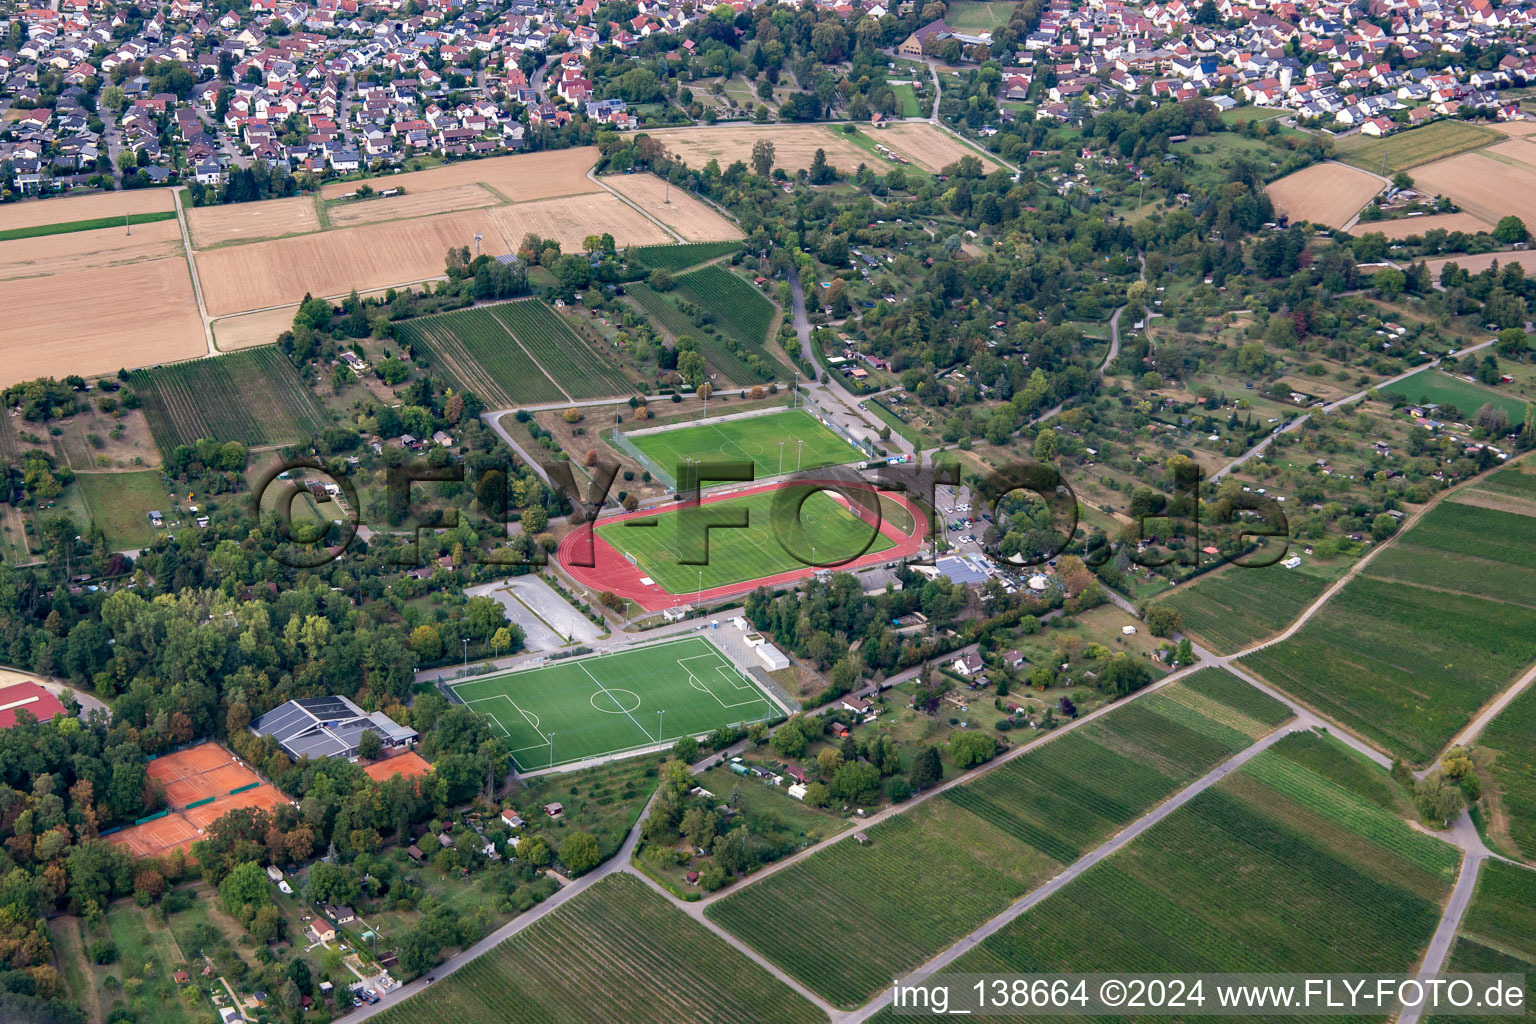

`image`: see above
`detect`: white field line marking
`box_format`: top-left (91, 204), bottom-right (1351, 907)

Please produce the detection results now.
top-left (579, 662), bottom-right (655, 742)
top-left (677, 654), bottom-right (769, 710)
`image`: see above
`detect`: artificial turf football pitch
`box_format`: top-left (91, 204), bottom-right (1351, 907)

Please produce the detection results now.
top-left (450, 637), bottom-right (779, 770)
top-left (594, 485), bottom-right (897, 595)
top-left (627, 408), bottom-right (865, 482)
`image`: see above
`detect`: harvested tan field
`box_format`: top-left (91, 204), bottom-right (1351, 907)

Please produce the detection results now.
top-left (327, 183), bottom-right (499, 226)
top-left (1491, 120), bottom-right (1536, 136)
top-left (1412, 150), bottom-right (1536, 228)
top-left (489, 192), bottom-right (671, 251)
top-left (318, 147), bottom-right (601, 200)
top-left (195, 208), bottom-right (508, 315)
top-left (0, 219), bottom-right (184, 280)
top-left (1482, 137), bottom-right (1536, 168)
top-left (598, 174), bottom-right (743, 242)
top-left (1266, 162), bottom-right (1382, 228)
top-left (212, 306), bottom-right (296, 351)
top-left (1350, 211), bottom-right (1492, 238)
top-left (0, 189), bottom-right (175, 232)
top-left (188, 195), bottom-right (319, 248)
top-left (1425, 248), bottom-right (1536, 280)
top-left (0, 258), bottom-right (204, 387)
top-left (866, 123), bottom-right (1003, 173)
top-left (195, 194), bottom-right (669, 315)
top-left (645, 124), bottom-right (871, 173)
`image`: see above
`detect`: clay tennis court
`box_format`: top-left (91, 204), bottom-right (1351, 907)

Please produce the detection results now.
top-left (108, 742), bottom-right (288, 860)
top-left (147, 742), bottom-right (263, 805)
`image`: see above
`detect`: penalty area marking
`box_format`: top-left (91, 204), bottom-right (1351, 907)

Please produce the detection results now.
top-left (679, 653), bottom-right (773, 710)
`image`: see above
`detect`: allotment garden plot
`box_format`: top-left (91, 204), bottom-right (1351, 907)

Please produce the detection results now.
top-left (626, 408), bottom-right (865, 482)
top-left (450, 637), bottom-right (777, 771)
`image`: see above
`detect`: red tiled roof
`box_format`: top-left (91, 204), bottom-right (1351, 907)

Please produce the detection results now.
top-left (0, 682), bottom-right (66, 729)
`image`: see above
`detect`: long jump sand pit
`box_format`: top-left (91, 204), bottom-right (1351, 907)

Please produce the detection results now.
top-left (0, 188), bottom-right (175, 232)
top-left (645, 124), bottom-right (872, 174)
top-left (0, 218), bottom-right (185, 279)
top-left (188, 195), bottom-right (320, 248)
top-left (1266, 162), bottom-right (1383, 228)
top-left (0, 257), bottom-right (205, 387)
top-left (865, 123), bottom-right (1003, 173)
top-left (319, 147), bottom-right (602, 201)
top-left (1411, 149), bottom-right (1536, 228)
top-left (326, 182), bottom-right (501, 227)
top-left (599, 173), bottom-right (744, 241)
top-left (1350, 211), bottom-right (1493, 238)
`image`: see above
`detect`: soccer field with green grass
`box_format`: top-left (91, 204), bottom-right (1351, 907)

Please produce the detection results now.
top-left (450, 637), bottom-right (778, 770)
top-left (596, 484), bottom-right (896, 594)
top-left (627, 409), bottom-right (865, 482)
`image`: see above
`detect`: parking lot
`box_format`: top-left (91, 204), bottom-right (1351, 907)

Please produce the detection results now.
top-left (466, 576), bottom-right (604, 652)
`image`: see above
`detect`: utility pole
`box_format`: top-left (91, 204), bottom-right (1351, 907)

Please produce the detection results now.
top-left (797, 438), bottom-right (804, 470)
top-left (474, 232), bottom-right (483, 258)
top-left (658, 709), bottom-right (665, 744)
top-left (462, 638), bottom-right (468, 675)
top-left (778, 441), bottom-right (784, 477)
top-left (697, 569), bottom-right (703, 610)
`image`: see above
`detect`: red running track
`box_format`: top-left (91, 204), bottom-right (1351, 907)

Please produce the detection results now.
top-left (555, 479), bottom-right (928, 612)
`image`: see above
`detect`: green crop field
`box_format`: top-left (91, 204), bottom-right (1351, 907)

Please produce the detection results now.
top-left (892, 83), bottom-right (921, 118)
top-left (674, 266), bottom-right (778, 350)
top-left (1154, 563), bottom-right (1337, 654)
top-left (74, 471), bottom-right (171, 550)
top-left (1335, 119), bottom-right (1500, 174)
top-left (627, 409), bottom-right (865, 482)
top-left (1365, 500), bottom-right (1536, 607)
top-left (595, 483), bottom-right (897, 594)
top-left (0, 210), bottom-right (177, 241)
top-left (1478, 684), bottom-right (1536, 860)
top-left (626, 282), bottom-right (698, 339)
top-left (631, 240), bottom-right (742, 272)
top-left (396, 306), bottom-right (565, 407)
top-left (131, 348), bottom-right (329, 455)
top-left (1426, 861), bottom-right (1536, 1024)
top-left (1381, 368), bottom-right (1529, 424)
top-left (706, 679), bottom-right (1291, 1008)
top-left (627, 281), bottom-right (775, 383)
top-left (370, 874), bottom-right (824, 1024)
top-left (1241, 572), bottom-right (1536, 765)
top-left (488, 300), bottom-right (633, 399)
top-left (450, 637), bottom-right (777, 771)
top-left (924, 734), bottom-right (1457, 1010)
